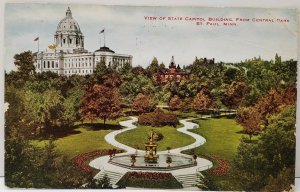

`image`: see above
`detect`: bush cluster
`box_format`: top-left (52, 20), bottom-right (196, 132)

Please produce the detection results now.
top-left (72, 149), bottom-right (123, 174)
top-left (117, 171), bottom-right (182, 189)
top-left (148, 130), bottom-right (164, 141)
top-left (204, 154), bottom-right (231, 176)
top-left (138, 109), bottom-right (179, 127)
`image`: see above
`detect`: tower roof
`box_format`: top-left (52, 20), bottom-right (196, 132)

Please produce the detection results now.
top-left (169, 56), bottom-right (176, 68)
top-left (56, 7), bottom-right (82, 34)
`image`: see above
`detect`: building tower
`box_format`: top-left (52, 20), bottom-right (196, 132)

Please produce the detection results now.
top-left (54, 7), bottom-right (87, 53)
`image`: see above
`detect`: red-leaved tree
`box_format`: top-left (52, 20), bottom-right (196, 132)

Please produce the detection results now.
top-left (193, 89), bottom-right (213, 113)
top-left (236, 107), bottom-right (261, 141)
top-left (169, 95), bottom-right (182, 111)
top-left (81, 84), bottom-right (121, 125)
top-left (132, 93), bottom-right (153, 113)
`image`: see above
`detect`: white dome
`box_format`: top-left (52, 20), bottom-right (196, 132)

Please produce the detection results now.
top-left (56, 7), bottom-right (82, 34)
top-left (54, 7), bottom-right (86, 53)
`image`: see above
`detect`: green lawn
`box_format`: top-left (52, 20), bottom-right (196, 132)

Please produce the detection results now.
top-left (188, 118), bottom-right (247, 162)
top-left (31, 118), bottom-right (128, 158)
top-left (115, 124), bottom-right (196, 151)
top-left (185, 117), bottom-right (254, 190)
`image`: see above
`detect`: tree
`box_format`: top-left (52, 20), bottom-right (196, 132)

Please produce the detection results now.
top-left (23, 89), bottom-right (65, 135)
top-left (120, 73), bottom-right (155, 98)
top-left (263, 168), bottom-right (294, 192)
top-left (169, 95), bottom-right (182, 111)
top-left (6, 51), bottom-right (36, 88)
top-left (193, 89), bottom-right (213, 113)
top-left (221, 81), bottom-right (247, 110)
top-left (132, 93), bottom-right (153, 113)
top-left (5, 128), bottom-right (87, 188)
top-left (4, 85), bottom-right (25, 134)
top-left (195, 171), bottom-right (219, 191)
top-left (146, 57), bottom-right (159, 76)
top-left (63, 87), bottom-right (84, 125)
top-left (84, 174), bottom-right (112, 189)
top-left (222, 67), bottom-right (240, 84)
top-left (233, 106), bottom-right (296, 191)
top-left (236, 107), bottom-right (261, 141)
top-left (121, 62), bottom-right (132, 74)
top-left (92, 60), bottom-right (108, 83)
top-left (81, 84), bottom-right (121, 125)
top-left (255, 87), bottom-right (296, 124)
top-left (14, 51), bottom-right (35, 77)
top-left (102, 72), bottom-right (122, 88)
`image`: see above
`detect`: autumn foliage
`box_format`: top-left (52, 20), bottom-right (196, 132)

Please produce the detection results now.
top-left (236, 86), bottom-right (296, 139)
top-left (138, 109), bottom-right (179, 127)
top-left (117, 171), bottom-right (182, 189)
top-left (81, 84), bottom-right (121, 124)
top-left (132, 93), bottom-right (154, 113)
top-left (255, 87), bottom-right (296, 123)
top-left (222, 81), bottom-right (247, 109)
top-left (236, 107), bottom-right (262, 140)
top-left (169, 95), bottom-right (182, 111)
top-left (193, 89), bottom-right (213, 112)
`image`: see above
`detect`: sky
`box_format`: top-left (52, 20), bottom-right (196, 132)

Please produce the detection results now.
top-left (4, 3), bottom-right (298, 72)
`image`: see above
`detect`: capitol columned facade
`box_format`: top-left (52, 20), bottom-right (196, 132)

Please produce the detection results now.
top-left (34, 7), bottom-right (132, 76)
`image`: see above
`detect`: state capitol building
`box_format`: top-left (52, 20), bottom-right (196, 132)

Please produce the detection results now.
top-left (34, 7), bottom-right (132, 76)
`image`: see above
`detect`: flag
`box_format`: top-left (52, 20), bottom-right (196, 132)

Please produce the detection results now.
top-left (99, 29), bottom-right (105, 34)
top-left (34, 37), bottom-right (39, 41)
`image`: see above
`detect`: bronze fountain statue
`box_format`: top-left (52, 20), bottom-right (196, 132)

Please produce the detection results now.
top-left (144, 129), bottom-right (158, 163)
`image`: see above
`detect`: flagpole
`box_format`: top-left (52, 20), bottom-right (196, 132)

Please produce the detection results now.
top-left (104, 28), bottom-right (106, 47)
top-left (99, 34), bottom-right (101, 47)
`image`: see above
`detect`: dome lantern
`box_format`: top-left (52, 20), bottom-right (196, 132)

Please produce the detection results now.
top-left (66, 7), bottom-right (72, 18)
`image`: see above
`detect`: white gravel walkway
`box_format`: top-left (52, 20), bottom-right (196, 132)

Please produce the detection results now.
top-left (89, 116), bottom-right (212, 173)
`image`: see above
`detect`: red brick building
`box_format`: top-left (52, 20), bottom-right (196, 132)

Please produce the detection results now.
top-left (157, 56), bottom-right (190, 83)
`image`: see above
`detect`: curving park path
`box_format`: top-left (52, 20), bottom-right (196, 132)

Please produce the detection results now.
top-left (104, 117), bottom-right (139, 154)
top-left (89, 116), bottom-right (213, 188)
top-left (103, 117), bottom-right (207, 155)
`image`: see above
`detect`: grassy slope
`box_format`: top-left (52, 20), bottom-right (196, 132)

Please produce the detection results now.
top-left (31, 118), bottom-right (128, 158)
top-left (115, 124), bottom-right (196, 151)
top-left (190, 118), bottom-right (245, 161)
top-left (188, 117), bottom-right (257, 190)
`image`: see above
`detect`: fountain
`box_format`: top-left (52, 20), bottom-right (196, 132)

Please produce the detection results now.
top-left (144, 130), bottom-right (158, 163)
top-left (108, 130), bottom-right (196, 170)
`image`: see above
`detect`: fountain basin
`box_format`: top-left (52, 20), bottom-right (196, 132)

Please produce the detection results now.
top-left (108, 154), bottom-right (196, 171)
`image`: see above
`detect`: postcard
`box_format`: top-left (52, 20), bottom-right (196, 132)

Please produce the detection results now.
top-left (4, 3), bottom-right (298, 191)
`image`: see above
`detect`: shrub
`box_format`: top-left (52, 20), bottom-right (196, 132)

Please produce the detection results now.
top-left (196, 170), bottom-right (219, 191)
top-left (117, 171), bottom-right (182, 189)
top-left (72, 149), bottom-right (123, 174)
top-left (169, 95), bottom-right (182, 111)
top-left (203, 154), bottom-right (231, 176)
top-left (148, 130), bottom-right (164, 141)
top-left (138, 109), bottom-right (179, 127)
